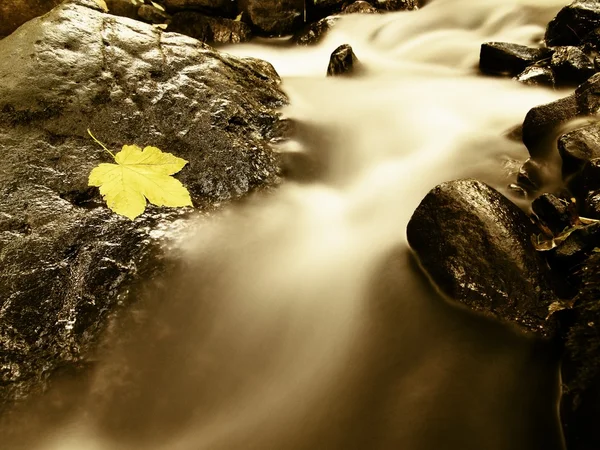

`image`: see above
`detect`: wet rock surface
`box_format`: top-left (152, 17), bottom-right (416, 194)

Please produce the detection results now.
top-left (545, 0), bottom-right (600, 47)
top-left (0, 0), bottom-right (286, 410)
top-left (558, 121), bottom-right (600, 177)
top-left (479, 42), bottom-right (551, 76)
top-left (551, 46), bottom-right (596, 85)
top-left (327, 44), bottom-right (360, 76)
top-left (406, 179), bottom-right (558, 338)
top-left (293, 16), bottom-right (340, 45)
top-left (532, 194), bottom-right (573, 235)
top-left (514, 65), bottom-right (556, 87)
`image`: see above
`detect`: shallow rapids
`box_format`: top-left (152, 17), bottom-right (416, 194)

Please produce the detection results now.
top-left (13, 0), bottom-right (574, 449)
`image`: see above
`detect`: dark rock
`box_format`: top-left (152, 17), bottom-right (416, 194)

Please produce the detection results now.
top-left (548, 223), bottom-right (600, 276)
top-left (327, 44), bottom-right (359, 76)
top-left (293, 16), bottom-right (340, 46)
top-left (545, 0), bottom-right (600, 47)
top-left (532, 194), bottom-right (573, 235)
top-left (306, 0), bottom-right (345, 21)
top-left (406, 179), bottom-right (558, 338)
top-left (168, 11), bottom-right (252, 44)
top-left (138, 4), bottom-right (172, 24)
top-left (522, 95), bottom-right (578, 157)
top-left (375, 0), bottom-right (419, 12)
top-left (579, 159), bottom-right (600, 194)
top-left (105, 0), bottom-right (139, 20)
top-left (238, 0), bottom-right (304, 36)
top-left (561, 251), bottom-right (600, 450)
top-left (479, 42), bottom-right (551, 76)
top-left (0, 0), bottom-right (63, 37)
top-left (550, 46), bottom-right (596, 85)
top-left (163, 0), bottom-right (236, 17)
top-left (514, 65), bottom-right (556, 87)
top-left (584, 189), bottom-right (600, 217)
top-left (558, 121), bottom-right (600, 177)
top-left (523, 73), bottom-right (600, 156)
top-left (341, 1), bottom-right (378, 14)
top-left (0, 0), bottom-right (287, 410)
top-left (516, 158), bottom-right (544, 193)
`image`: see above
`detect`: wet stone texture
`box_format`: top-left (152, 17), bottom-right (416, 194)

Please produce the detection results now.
top-left (0, 0), bottom-right (287, 410)
top-left (327, 44), bottom-right (360, 77)
top-left (406, 179), bottom-right (558, 338)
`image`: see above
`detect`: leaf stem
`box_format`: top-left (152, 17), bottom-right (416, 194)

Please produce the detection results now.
top-left (87, 129), bottom-right (116, 160)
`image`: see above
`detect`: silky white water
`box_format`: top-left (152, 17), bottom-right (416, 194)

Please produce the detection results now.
top-left (10, 0), bottom-right (573, 449)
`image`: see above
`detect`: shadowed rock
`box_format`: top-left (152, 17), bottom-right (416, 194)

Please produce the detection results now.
top-left (545, 0), bottom-right (600, 47)
top-left (342, 1), bottom-right (377, 14)
top-left (293, 16), bottom-right (340, 45)
top-left (407, 179), bottom-right (558, 338)
top-left (551, 46), bottom-right (596, 85)
top-left (479, 42), bottom-right (550, 76)
top-left (238, 0), bottom-right (304, 36)
top-left (0, 0), bottom-right (287, 410)
top-left (169, 10), bottom-right (252, 43)
top-left (558, 121), bottom-right (600, 177)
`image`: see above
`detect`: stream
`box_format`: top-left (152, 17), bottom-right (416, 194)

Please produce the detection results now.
top-left (13, 0), bottom-right (574, 448)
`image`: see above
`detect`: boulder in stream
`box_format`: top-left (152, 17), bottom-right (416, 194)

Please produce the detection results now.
top-left (550, 46), bottom-right (596, 85)
top-left (0, 0), bottom-right (287, 411)
top-left (293, 16), bottom-right (340, 45)
top-left (327, 44), bottom-right (360, 76)
top-left (514, 65), bottom-right (556, 87)
top-left (407, 179), bottom-right (558, 338)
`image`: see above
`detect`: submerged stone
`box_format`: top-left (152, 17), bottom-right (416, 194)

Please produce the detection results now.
top-left (407, 179), bottom-right (557, 338)
top-left (327, 44), bottom-right (360, 77)
top-left (0, 0), bottom-right (287, 410)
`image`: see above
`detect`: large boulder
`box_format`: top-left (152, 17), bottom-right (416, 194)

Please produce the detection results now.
top-left (545, 0), bottom-right (600, 47)
top-left (0, 0), bottom-right (287, 410)
top-left (407, 179), bottom-right (558, 338)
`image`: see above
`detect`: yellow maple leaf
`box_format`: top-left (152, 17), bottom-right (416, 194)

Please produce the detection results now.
top-left (87, 130), bottom-right (193, 220)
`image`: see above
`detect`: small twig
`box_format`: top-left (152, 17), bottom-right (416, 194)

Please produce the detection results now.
top-left (87, 128), bottom-right (116, 160)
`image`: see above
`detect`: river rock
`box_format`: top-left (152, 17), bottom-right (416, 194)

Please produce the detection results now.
top-left (573, 159), bottom-right (600, 200)
top-left (561, 251), bottom-right (600, 450)
top-left (238, 0), bottom-right (304, 36)
top-left (138, 4), bottom-right (172, 24)
top-left (479, 42), bottom-right (550, 76)
top-left (558, 121), bottom-right (600, 177)
top-left (0, 0), bottom-right (287, 410)
top-left (293, 16), bottom-right (340, 45)
top-left (342, 1), bottom-right (378, 14)
top-left (375, 0), bottom-right (419, 11)
top-left (547, 222), bottom-right (600, 275)
top-left (407, 179), bottom-right (558, 338)
top-left (163, 0), bottom-right (236, 16)
top-left (550, 46), bottom-right (596, 85)
top-left (514, 65), bottom-right (556, 87)
top-left (327, 44), bottom-right (360, 76)
top-left (545, 0), bottom-right (600, 47)
top-left (168, 11), bottom-right (252, 43)
top-left (532, 194), bottom-right (573, 235)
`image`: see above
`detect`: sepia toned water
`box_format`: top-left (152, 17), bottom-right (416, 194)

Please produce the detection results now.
top-left (7, 0), bottom-right (572, 449)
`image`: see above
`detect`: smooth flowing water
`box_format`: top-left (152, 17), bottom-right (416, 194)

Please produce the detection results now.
top-left (10, 0), bottom-right (575, 449)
